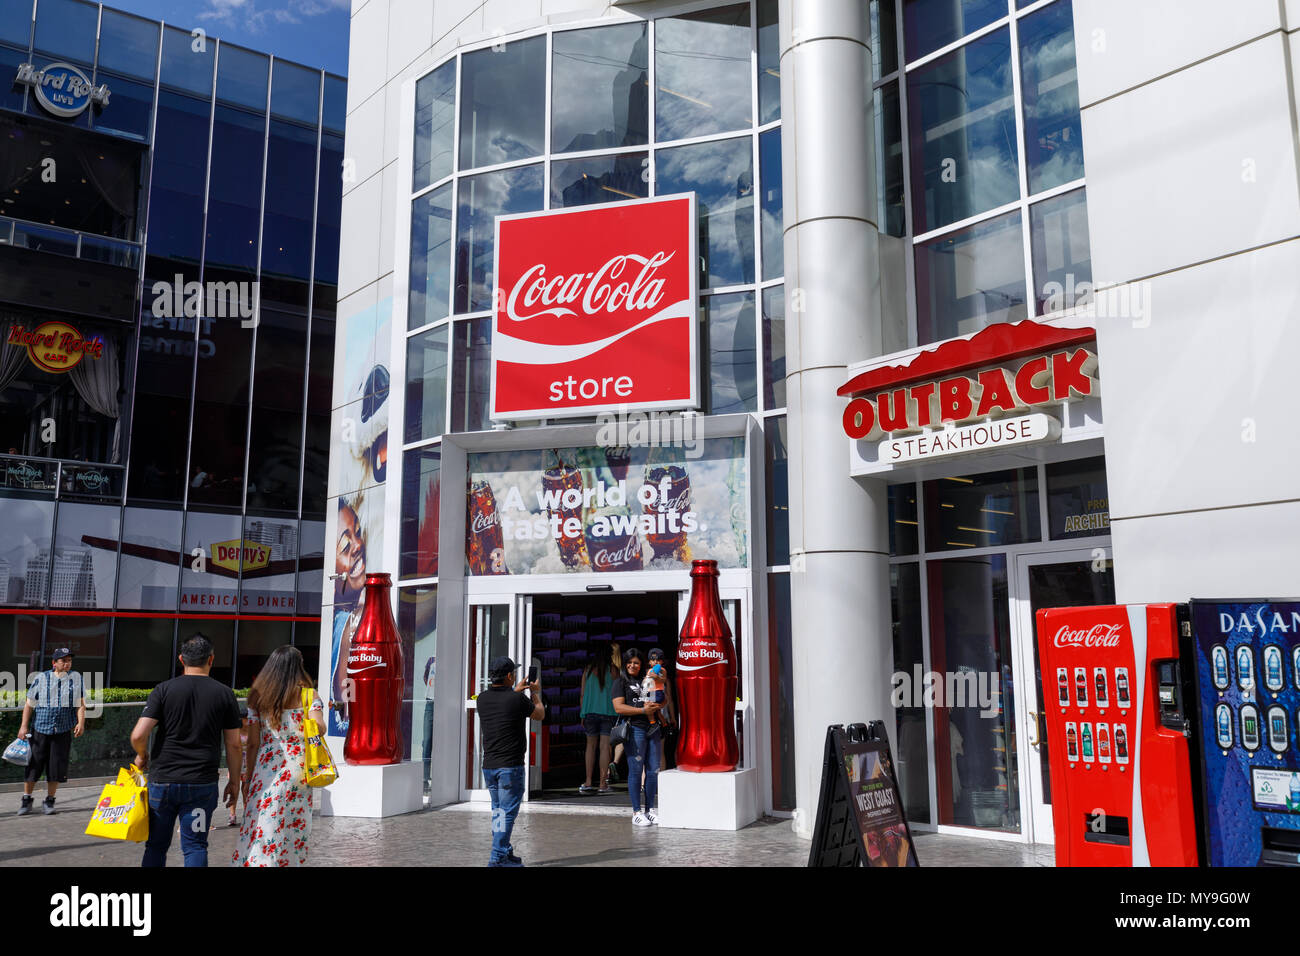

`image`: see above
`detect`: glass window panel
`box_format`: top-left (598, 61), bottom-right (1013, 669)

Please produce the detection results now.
top-left (759, 127), bottom-right (783, 280)
top-left (0, 43), bottom-right (29, 111)
top-left (890, 562), bottom-right (931, 824)
top-left (767, 572), bottom-right (794, 809)
top-left (398, 585), bottom-right (438, 785)
top-left (116, 506), bottom-right (181, 610)
top-left (871, 0), bottom-right (899, 79)
top-left (323, 74), bottom-right (345, 133)
top-left (458, 36), bottom-right (545, 169)
top-left (235, 618), bottom-right (293, 687)
top-left (655, 3), bottom-right (752, 142)
top-left (177, 617), bottom-right (233, 684)
top-left (204, 104), bottom-right (266, 271)
top-left (761, 284), bottom-right (785, 410)
top-left (454, 164), bottom-right (543, 314)
top-left (96, 9), bottom-right (159, 81)
top-left (656, 136), bottom-right (754, 289)
top-left (187, 300), bottom-right (254, 509)
top-left (1046, 455), bottom-right (1109, 540)
top-left (296, 518), bottom-right (324, 617)
top-left (405, 324), bottom-right (449, 443)
top-left (1030, 187), bottom-right (1090, 315)
top-left (110, 617), bottom-right (175, 689)
top-left (180, 511), bottom-right (243, 613)
top-left (903, 0), bottom-right (1006, 62)
top-left (757, 0), bottom-right (781, 123)
top-left (1019, 0), bottom-right (1084, 193)
top-left (0, 0), bottom-right (32, 47)
top-left (450, 317), bottom-right (492, 432)
top-left (216, 43), bottom-right (269, 110)
top-left (50, 502), bottom-right (118, 608)
top-left (44, 615), bottom-right (107, 679)
top-left (915, 208), bottom-right (1026, 345)
top-left (400, 447), bottom-right (441, 579)
top-left (246, 304), bottom-right (307, 514)
top-left (926, 552), bottom-right (1017, 830)
top-left (889, 483), bottom-right (919, 555)
top-left (314, 131), bottom-right (343, 286)
top-left (413, 60), bottom-right (455, 189)
top-left (89, 71), bottom-right (152, 141)
top-left (907, 28), bottom-right (1019, 234)
top-left (551, 23), bottom-right (648, 154)
top-left (875, 82), bottom-right (905, 237)
top-left (408, 183), bottom-right (453, 328)
top-left (0, 496), bottom-right (55, 606)
top-left (143, 91), bottom-right (211, 264)
top-left (32, 0), bottom-right (96, 64)
top-left (701, 291), bottom-right (756, 414)
top-left (550, 152), bottom-right (648, 208)
top-left (0, 614), bottom-right (41, 686)
top-left (764, 415), bottom-right (789, 565)
top-left (261, 119), bottom-right (318, 283)
top-left (270, 59), bottom-right (320, 124)
top-left (160, 25), bottom-right (214, 96)
top-left (924, 467), bottom-right (1040, 551)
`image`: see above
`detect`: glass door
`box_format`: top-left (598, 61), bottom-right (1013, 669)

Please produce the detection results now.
top-left (1012, 548), bottom-right (1115, 843)
top-left (463, 595), bottom-right (516, 800)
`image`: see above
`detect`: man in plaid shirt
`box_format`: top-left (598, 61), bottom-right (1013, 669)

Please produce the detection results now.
top-left (17, 648), bottom-right (85, 815)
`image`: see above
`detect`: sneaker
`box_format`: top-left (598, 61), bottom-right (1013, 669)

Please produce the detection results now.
top-left (17, 796), bottom-right (33, 816)
top-left (646, 808), bottom-right (658, 825)
top-left (578, 784), bottom-right (596, 794)
top-left (607, 762), bottom-right (619, 784)
top-left (506, 851), bottom-right (524, 865)
top-left (597, 786), bottom-right (612, 795)
top-left (632, 811), bottom-right (652, 827)
top-left (41, 797), bottom-right (55, 815)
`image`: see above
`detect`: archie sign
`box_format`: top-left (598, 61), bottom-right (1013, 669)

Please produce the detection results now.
top-left (491, 194), bottom-right (699, 420)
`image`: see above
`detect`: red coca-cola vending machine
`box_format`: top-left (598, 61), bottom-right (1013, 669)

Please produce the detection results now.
top-left (1035, 604), bottom-right (1199, 866)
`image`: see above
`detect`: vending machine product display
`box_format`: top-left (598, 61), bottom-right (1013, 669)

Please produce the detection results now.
top-left (1186, 600), bottom-right (1300, 866)
top-left (1035, 604), bottom-right (1200, 866)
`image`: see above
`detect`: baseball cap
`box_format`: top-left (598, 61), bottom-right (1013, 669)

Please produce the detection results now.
top-left (488, 656), bottom-right (517, 682)
top-left (50, 647), bottom-right (73, 661)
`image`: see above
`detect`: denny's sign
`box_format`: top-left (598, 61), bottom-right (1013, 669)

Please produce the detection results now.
top-left (210, 539), bottom-right (272, 574)
top-left (7, 322), bottom-right (104, 373)
top-left (839, 322), bottom-right (1098, 467)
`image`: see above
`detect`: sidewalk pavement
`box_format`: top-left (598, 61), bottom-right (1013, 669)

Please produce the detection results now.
top-left (0, 782), bottom-right (1052, 867)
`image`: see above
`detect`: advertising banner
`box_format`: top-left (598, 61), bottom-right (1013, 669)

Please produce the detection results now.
top-left (465, 438), bottom-right (747, 575)
top-left (491, 194), bottom-right (698, 420)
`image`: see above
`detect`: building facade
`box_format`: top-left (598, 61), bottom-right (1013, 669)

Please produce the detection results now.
top-left (0, 0), bottom-right (346, 689)
top-left (331, 0), bottom-right (1300, 843)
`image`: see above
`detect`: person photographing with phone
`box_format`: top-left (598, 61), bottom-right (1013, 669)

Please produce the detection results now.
top-left (476, 656), bottom-right (543, 867)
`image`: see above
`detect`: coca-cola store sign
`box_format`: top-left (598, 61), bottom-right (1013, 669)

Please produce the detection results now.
top-left (492, 194), bottom-right (699, 421)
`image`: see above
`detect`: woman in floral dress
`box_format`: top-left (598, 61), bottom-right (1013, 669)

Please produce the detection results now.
top-left (232, 646), bottom-right (324, 867)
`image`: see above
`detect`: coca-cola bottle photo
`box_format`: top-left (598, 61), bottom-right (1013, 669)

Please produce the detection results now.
top-left (642, 446), bottom-right (692, 563)
top-left (344, 572), bottom-right (405, 765)
top-left (676, 559), bottom-right (738, 772)
top-left (542, 449), bottom-right (590, 568)
top-left (466, 479), bottom-right (508, 575)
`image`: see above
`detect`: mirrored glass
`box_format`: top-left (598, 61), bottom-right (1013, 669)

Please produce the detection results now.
top-left (1046, 455), bottom-right (1109, 541)
top-left (1019, 0), bottom-right (1084, 193)
top-left (145, 91), bottom-right (210, 263)
top-left (759, 128), bottom-right (782, 280)
top-left (903, 0), bottom-right (1005, 62)
top-left (204, 104), bottom-right (265, 271)
top-left (399, 585), bottom-right (438, 778)
top-left (757, 0), bottom-right (780, 123)
top-left (246, 304), bottom-right (308, 514)
top-left (0, 43), bottom-right (28, 111)
top-left (915, 208), bottom-right (1025, 344)
top-left (110, 617), bottom-right (175, 688)
top-left (890, 562), bottom-right (931, 824)
top-left (458, 36), bottom-right (545, 169)
top-left (454, 164), bottom-right (543, 314)
top-left (177, 617), bottom-right (233, 683)
top-left (0, 0), bottom-right (32, 47)
top-left (409, 183), bottom-right (453, 328)
top-left (551, 23), bottom-right (648, 154)
top-left (116, 506), bottom-right (182, 610)
top-left (180, 510), bottom-right (243, 613)
top-left (907, 28), bottom-right (1019, 234)
top-left (32, 0), bottom-right (96, 64)
top-left (450, 317), bottom-right (492, 432)
top-left (50, 502), bottom-right (118, 608)
top-left (96, 9), bottom-right (159, 80)
top-left (44, 615), bottom-right (107, 679)
top-left (271, 59), bottom-right (320, 125)
top-left (160, 24), bottom-right (214, 97)
top-left (875, 82), bottom-right (905, 237)
top-left (413, 61), bottom-right (455, 189)
top-left (216, 43), bottom-right (269, 110)
top-left (923, 467), bottom-right (1040, 550)
top-left (89, 71), bottom-right (152, 141)
top-left (1030, 187), bottom-right (1090, 315)
top-left (656, 136), bottom-right (754, 288)
top-left (239, 515), bottom-right (299, 615)
top-left (400, 448), bottom-right (440, 579)
top-left (871, 0), bottom-right (899, 79)
top-left (0, 496), bottom-right (55, 606)
top-left (235, 618), bottom-right (292, 685)
top-left (761, 284), bottom-right (784, 410)
top-left (296, 518), bottom-right (324, 616)
top-left (764, 416), bottom-right (788, 565)
top-left (323, 74), bottom-right (345, 133)
top-left (549, 152), bottom-right (647, 208)
top-left (888, 483), bottom-right (918, 555)
top-left (655, 3), bottom-right (752, 142)
top-left (701, 291), bottom-right (756, 414)
top-left (405, 324), bottom-right (449, 443)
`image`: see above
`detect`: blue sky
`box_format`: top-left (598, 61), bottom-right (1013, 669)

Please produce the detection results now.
top-left (105, 0), bottom-right (350, 75)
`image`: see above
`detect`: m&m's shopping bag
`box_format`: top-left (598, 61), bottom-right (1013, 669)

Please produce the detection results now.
top-left (85, 767), bottom-right (149, 843)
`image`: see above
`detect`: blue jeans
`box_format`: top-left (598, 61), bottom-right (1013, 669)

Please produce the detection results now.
top-left (141, 782), bottom-right (220, 867)
top-left (627, 725), bottom-right (661, 812)
top-left (482, 766), bottom-right (524, 865)
top-left (422, 700), bottom-right (435, 787)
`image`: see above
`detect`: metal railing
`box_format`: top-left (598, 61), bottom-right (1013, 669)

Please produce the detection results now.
top-left (0, 215), bottom-right (140, 270)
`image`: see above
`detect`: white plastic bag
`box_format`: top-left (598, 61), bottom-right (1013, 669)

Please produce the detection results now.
top-left (2, 737), bottom-right (30, 766)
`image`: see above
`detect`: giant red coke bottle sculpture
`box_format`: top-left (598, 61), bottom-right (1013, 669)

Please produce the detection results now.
top-left (343, 572), bottom-right (404, 765)
top-left (676, 559), bottom-right (739, 772)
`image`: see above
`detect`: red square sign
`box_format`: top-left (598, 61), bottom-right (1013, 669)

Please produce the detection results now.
top-left (491, 193), bottom-right (699, 420)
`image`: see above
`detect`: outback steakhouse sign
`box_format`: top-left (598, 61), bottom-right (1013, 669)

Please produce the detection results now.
top-left (839, 321), bottom-right (1098, 464)
top-left (491, 194), bottom-right (698, 420)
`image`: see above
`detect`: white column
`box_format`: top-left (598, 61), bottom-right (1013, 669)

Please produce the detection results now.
top-left (777, 1), bottom-right (893, 837)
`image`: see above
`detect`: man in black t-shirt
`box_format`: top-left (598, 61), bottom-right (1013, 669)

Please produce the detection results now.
top-left (130, 634), bottom-right (243, 867)
top-left (476, 656), bottom-right (544, 867)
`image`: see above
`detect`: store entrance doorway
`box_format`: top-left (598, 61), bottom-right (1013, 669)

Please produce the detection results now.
top-left (531, 591), bottom-right (680, 805)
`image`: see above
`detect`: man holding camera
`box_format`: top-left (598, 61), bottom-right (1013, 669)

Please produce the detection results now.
top-left (476, 656), bottom-right (543, 867)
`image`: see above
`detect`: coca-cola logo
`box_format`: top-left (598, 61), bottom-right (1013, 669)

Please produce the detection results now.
top-left (591, 537), bottom-right (640, 569)
top-left (647, 487), bottom-right (691, 514)
top-left (678, 638), bottom-right (729, 671)
top-left (346, 649), bottom-right (389, 675)
top-left (505, 252), bottom-right (674, 323)
top-left (470, 509), bottom-right (499, 534)
top-left (1053, 624), bottom-right (1124, 649)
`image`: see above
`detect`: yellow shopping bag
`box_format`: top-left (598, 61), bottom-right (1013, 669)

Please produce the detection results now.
top-left (85, 767), bottom-right (149, 843)
top-left (302, 688), bottom-right (338, 787)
